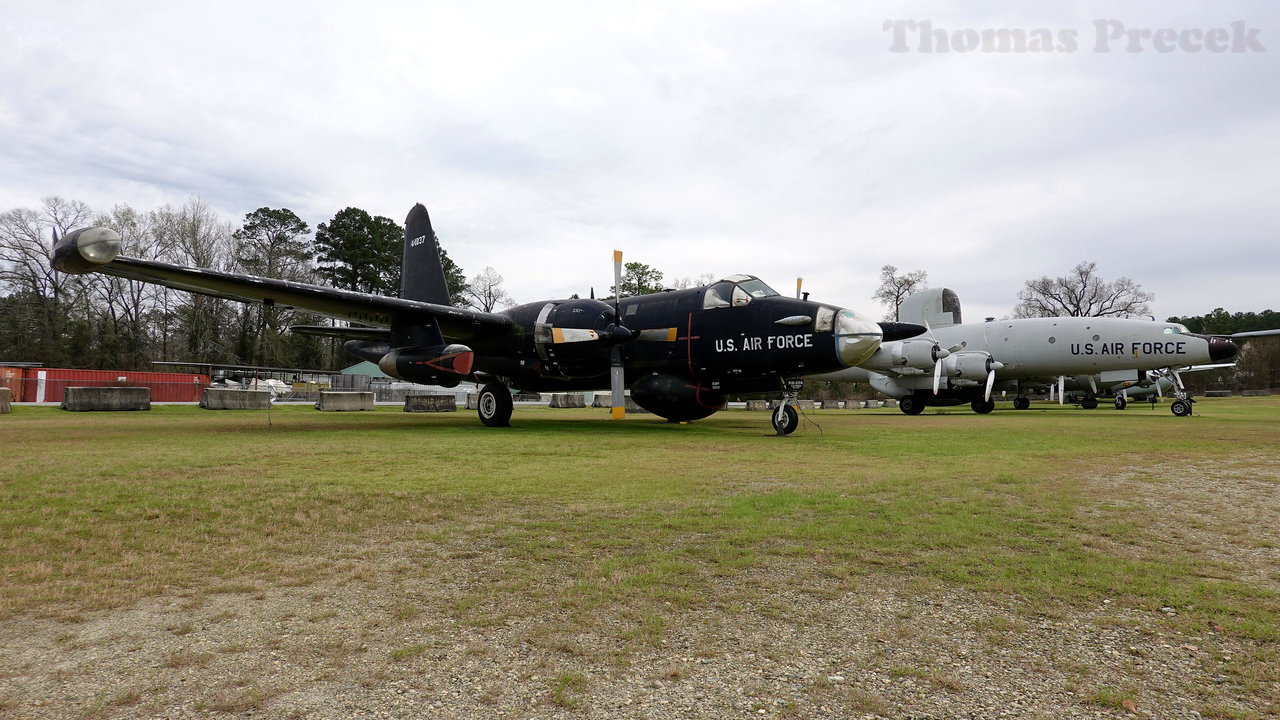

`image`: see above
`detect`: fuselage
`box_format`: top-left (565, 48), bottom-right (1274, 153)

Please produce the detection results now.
top-left (818, 316), bottom-right (1235, 399)
top-left (923, 316), bottom-right (1232, 377)
top-left (468, 276), bottom-right (883, 394)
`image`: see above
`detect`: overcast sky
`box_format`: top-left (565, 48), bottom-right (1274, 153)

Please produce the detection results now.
top-left (3, 1), bottom-right (1276, 322)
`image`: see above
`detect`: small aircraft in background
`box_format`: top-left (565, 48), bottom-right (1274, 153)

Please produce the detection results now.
top-left (816, 288), bottom-right (1265, 417)
top-left (54, 204), bottom-right (907, 433)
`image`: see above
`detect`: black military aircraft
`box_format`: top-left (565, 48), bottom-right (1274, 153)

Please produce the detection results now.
top-left (55, 204), bottom-right (914, 433)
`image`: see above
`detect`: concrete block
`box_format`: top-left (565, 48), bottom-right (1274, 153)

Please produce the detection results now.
top-left (797, 399), bottom-right (815, 411)
top-left (465, 393), bottom-right (479, 410)
top-left (591, 393), bottom-right (612, 408)
top-left (549, 393), bottom-right (586, 408)
top-left (1242, 389), bottom-right (1271, 397)
top-left (61, 386), bottom-right (150, 412)
top-left (0, 387), bottom-right (10, 413)
top-left (1203, 390), bottom-right (1232, 398)
top-left (201, 388), bottom-right (271, 410)
top-left (745, 400), bottom-right (769, 411)
top-left (884, 399), bottom-right (898, 407)
top-left (404, 394), bottom-right (457, 412)
top-left (315, 390), bottom-right (374, 411)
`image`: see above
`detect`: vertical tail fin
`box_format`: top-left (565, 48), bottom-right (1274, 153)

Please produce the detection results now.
top-left (898, 288), bottom-right (962, 327)
top-left (402, 203), bottom-right (451, 306)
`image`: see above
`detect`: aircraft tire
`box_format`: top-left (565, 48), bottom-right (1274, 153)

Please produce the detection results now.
top-left (1013, 397), bottom-right (1031, 410)
top-left (971, 399), bottom-right (995, 414)
top-left (1114, 396), bottom-right (1128, 410)
top-left (1081, 397), bottom-right (1099, 410)
top-left (477, 383), bottom-right (513, 427)
top-left (772, 404), bottom-right (799, 435)
top-left (1170, 399), bottom-right (1192, 417)
top-left (899, 396), bottom-right (926, 415)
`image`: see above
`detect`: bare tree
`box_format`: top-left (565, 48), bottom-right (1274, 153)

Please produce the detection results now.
top-left (464, 266), bottom-right (514, 312)
top-left (872, 265), bottom-right (928, 322)
top-left (150, 198), bottom-right (236, 362)
top-left (1013, 261), bottom-right (1153, 318)
top-left (670, 272), bottom-right (717, 290)
top-left (0, 197), bottom-right (95, 364)
top-left (89, 204), bottom-right (163, 367)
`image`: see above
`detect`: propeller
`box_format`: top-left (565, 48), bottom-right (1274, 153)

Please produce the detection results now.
top-left (795, 277), bottom-right (803, 299)
top-left (610, 250), bottom-right (626, 419)
top-left (1057, 375), bottom-right (1066, 404)
top-left (922, 322), bottom-right (961, 395)
top-left (983, 357), bottom-right (1005, 402)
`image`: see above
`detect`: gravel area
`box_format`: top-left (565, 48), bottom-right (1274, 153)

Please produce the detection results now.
top-left (2, 457), bottom-right (1275, 719)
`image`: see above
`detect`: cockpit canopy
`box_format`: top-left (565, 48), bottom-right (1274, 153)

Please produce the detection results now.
top-left (1163, 324), bottom-right (1191, 335)
top-left (703, 275), bottom-right (779, 309)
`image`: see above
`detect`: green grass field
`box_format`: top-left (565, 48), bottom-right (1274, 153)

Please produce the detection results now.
top-left (2, 397), bottom-right (1278, 716)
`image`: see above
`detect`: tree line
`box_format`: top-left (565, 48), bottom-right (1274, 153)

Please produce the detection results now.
top-left (0, 196), bottom-right (496, 372)
top-left (0, 195), bottom-right (698, 374)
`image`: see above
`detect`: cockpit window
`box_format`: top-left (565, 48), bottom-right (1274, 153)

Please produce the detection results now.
top-left (815, 306), bottom-right (836, 332)
top-left (705, 277), bottom-right (779, 309)
top-left (1163, 325), bottom-right (1189, 335)
top-left (737, 279), bottom-right (778, 299)
top-left (703, 282), bottom-right (733, 309)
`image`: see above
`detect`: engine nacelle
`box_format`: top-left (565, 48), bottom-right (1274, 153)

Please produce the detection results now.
top-left (630, 373), bottom-right (725, 422)
top-left (378, 344), bottom-right (474, 387)
top-left (943, 351), bottom-right (992, 381)
top-left (52, 227), bottom-right (122, 274)
top-left (531, 298), bottom-right (626, 378)
top-left (890, 340), bottom-right (941, 370)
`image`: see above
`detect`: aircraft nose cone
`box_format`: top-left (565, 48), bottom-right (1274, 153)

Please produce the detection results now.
top-left (1208, 336), bottom-right (1237, 362)
top-left (835, 308), bottom-right (883, 367)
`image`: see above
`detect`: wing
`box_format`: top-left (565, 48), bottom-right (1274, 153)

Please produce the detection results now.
top-left (53, 228), bottom-right (511, 342)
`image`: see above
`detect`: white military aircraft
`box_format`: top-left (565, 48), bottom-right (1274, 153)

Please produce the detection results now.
top-left (818, 289), bottom-right (1260, 417)
top-left (1044, 363), bottom-right (1234, 409)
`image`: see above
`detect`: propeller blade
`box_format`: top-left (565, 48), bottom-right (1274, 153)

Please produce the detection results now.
top-left (795, 277), bottom-right (803, 299)
top-left (636, 327), bottom-right (678, 342)
top-left (984, 368), bottom-right (996, 402)
top-left (610, 346), bottom-right (625, 419)
top-left (552, 328), bottom-right (600, 343)
top-left (611, 249), bottom-right (626, 419)
top-left (1057, 376), bottom-right (1065, 405)
top-left (613, 250), bottom-right (623, 305)
top-left (933, 358), bottom-right (942, 395)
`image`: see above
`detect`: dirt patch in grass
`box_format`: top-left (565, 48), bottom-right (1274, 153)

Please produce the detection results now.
top-left (2, 519), bottom-right (1275, 719)
top-left (1081, 452), bottom-right (1280, 593)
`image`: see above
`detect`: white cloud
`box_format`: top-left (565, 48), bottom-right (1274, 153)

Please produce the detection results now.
top-left (1, 1), bottom-right (1276, 322)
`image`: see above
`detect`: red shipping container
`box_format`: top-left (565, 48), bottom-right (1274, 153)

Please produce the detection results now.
top-left (23, 368), bottom-right (209, 403)
top-left (0, 366), bottom-right (26, 403)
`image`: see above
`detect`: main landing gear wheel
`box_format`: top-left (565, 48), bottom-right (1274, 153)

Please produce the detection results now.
top-left (1013, 397), bottom-right (1031, 410)
top-left (1114, 396), bottom-right (1128, 410)
top-left (1081, 396), bottom-right (1099, 410)
top-left (971, 399), bottom-right (995, 414)
top-left (1170, 399), bottom-right (1193, 417)
top-left (899, 395), bottom-right (926, 415)
top-left (477, 383), bottom-right (513, 427)
top-left (772, 403), bottom-right (799, 435)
